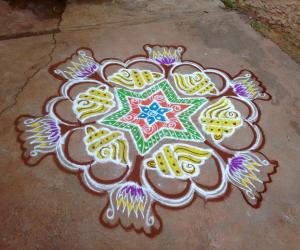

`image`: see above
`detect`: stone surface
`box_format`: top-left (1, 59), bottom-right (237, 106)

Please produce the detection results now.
top-left (61, 0), bottom-right (223, 31)
top-left (0, 0), bottom-right (300, 249)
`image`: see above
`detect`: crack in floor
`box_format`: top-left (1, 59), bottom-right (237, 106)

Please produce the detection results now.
top-left (0, 14), bottom-right (63, 118)
top-left (0, 29), bottom-right (61, 41)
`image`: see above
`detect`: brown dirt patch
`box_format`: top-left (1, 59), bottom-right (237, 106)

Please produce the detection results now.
top-left (222, 0), bottom-right (300, 64)
top-left (3, 0), bottom-right (66, 19)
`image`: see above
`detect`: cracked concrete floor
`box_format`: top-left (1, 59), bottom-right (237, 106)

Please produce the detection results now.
top-left (1, 0), bottom-right (300, 249)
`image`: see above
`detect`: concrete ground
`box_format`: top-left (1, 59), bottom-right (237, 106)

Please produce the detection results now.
top-left (1, 0), bottom-right (300, 249)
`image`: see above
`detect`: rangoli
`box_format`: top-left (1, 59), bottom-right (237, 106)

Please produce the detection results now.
top-left (16, 45), bottom-right (278, 237)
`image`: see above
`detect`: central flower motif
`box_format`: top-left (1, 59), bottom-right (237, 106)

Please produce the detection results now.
top-left (100, 80), bottom-right (207, 155)
top-left (138, 101), bottom-right (171, 125)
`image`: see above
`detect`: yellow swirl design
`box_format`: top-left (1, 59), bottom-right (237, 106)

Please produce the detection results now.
top-left (73, 86), bottom-right (114, 122)
top-left (146, 144), bottom-right (211, 179)
top-left (199, 97), bottom-right (243, 141)
top-left (108, 69), bottom-right (163, 89)
top-left (84, 125), bottom-right (130, 166)
top-left (173, 72), bottom-right (218, 95)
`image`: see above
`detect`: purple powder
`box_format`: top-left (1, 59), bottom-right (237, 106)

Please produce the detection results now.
top-left (121, 184), bottom-right (145, 197)
top-left (156, 56), bottom-right (176, 65)
top-left (229, 156), bottom-right (246, 175)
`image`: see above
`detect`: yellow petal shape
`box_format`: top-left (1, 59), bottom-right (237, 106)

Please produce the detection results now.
top-left (145, 144), bottom-right (211, 179)
top-left (173, 72), bottom-right (218, 96)
top-left (199, 97), bottom-right (243, 141)
top-left (73, 86), bottom-right (115, 122)
top-left (108, 69), bottom-right (163, 89)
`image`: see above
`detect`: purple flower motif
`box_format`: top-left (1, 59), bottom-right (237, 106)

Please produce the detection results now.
top-left (228, 155), bottom-right (247, 175)
top-left (121, 184), bottom-right (145, 198)
top-left (102, 181), bottom-right (155, 234)
top-left (227, 154), bottom-right (264, 200)
top-left (155, 56), bottom-right (176, 65)
top-left (76, 64), bottom-right (98, 78)
top-left (54, 50), bottom-right (99, 79)
top-left (145, 45), bottom-right (183, 66)
top-left (233, 83), bottom-right (249, 97)
top-left (115, 182), bottom-right (148, 218)
top-left (21, 116), bottom-right (61, 158)
top-left (232, 73), bottom-right (263, 100)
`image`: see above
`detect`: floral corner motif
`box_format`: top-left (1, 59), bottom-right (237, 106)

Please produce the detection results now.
top-left (16, 44), bottom-right (278, 237)
top-left (144, 44), bottom-right (185, 65)
top-left (50, 48), bottom-right (100, 80)
top-left (226, 152), bottom-right (278, 207)
top-left (231, 70), bottom-right (269, 100)
top-left (100, 182), bottom-right (162, 236)
top-left (16, 115), bottom-right (61, 166)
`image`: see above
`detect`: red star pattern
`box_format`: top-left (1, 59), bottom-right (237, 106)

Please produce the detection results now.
top-left (119, 90), bottom-right (190, 139)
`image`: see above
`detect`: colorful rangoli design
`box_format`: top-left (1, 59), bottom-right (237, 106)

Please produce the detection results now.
top-left (16, 45), bottom-right (278, 237)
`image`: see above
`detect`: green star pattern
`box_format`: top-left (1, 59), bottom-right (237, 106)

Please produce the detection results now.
top-left (99, 80), bottom-right (207, 155)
